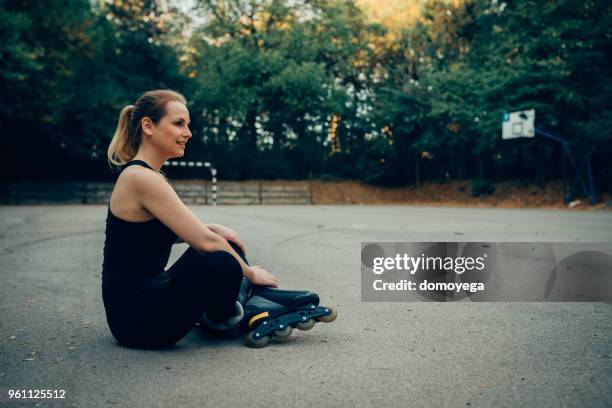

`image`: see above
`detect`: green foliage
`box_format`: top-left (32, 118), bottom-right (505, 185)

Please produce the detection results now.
top-left (471, 178), bottom-right (495, 197)
top-left (1, 0), bottom-right (610, 192)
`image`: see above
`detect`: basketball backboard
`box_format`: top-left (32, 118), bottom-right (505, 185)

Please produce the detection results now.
top-left (502, 109), bottom-right (535, 139)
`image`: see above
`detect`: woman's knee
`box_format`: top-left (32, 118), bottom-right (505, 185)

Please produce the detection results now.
top-left (206, 250), bottom-right (243, 283)
top-left (172, 247), bottom-right (243, 288)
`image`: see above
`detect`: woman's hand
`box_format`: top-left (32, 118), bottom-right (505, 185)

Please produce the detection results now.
top-left (247, 266), bottom-right (279, 287)
top-left (207, 223), bottom-right (246, 255)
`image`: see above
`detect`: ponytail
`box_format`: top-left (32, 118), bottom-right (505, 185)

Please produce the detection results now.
top-left (107, 89), bottom-right (187, 169)
top-left (107, 105), bottom-right (140, 167)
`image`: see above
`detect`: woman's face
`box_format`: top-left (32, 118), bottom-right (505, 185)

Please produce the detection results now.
top-left (143, 100), bottom-right (192, 158)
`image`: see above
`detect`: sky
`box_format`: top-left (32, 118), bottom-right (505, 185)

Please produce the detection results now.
top-left (164, 0), bottom-right (427, 30)
top-left (356, 0), bottom-right (423, 29)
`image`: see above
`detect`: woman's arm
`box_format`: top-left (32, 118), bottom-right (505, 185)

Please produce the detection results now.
top-left (128, 169), bottom-right (277, 286)
top-left (173, 224), bottom-right (241, 251)
top-left (206, 223), bottom-right (246, 254)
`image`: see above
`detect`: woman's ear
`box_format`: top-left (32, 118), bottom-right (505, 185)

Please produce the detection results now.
top-left (141, 117), bottom-right (153, 137)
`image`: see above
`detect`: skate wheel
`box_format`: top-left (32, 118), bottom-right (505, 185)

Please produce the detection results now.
top-left (273, 326), bottom-right (293, 341)
top-left (316, 308), bottom-right (337, 323)
top-left (295, 319), bottom-right (315, 331)
top-left (246, 331), bottom-right (270, 348)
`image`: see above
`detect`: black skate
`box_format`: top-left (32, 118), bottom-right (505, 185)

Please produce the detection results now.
top-left (199, 278), bottom-right (252, 338)
top-left (243, 285), bottom-right (337, 348)
top-left (200, 279), bottom-right (337, 347)
top-left (251, 286), bottom-right (320, 308)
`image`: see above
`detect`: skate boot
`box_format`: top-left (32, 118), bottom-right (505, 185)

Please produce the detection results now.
top-left (199, 278), bottom-right (252, 338)
top-left (243, 287), bottom-right (337, 348)
top-left (252, 286), bottom-right (321, 309)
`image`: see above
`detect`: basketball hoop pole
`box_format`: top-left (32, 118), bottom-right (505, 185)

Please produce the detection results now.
top-left (535, 128), bottom-right (597, 205)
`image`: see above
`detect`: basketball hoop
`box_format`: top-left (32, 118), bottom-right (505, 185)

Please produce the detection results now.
top-left (501, 109), bottom-right (597, 204)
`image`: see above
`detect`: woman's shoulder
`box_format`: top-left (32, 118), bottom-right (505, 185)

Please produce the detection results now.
top-left (118, 165), bottom-right (165, 190)
top-left (110, 167), bottom-right (162, 221)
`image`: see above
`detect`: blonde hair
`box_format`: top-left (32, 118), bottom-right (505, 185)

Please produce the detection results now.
top-left (107, 89), bottom-right (187, 167)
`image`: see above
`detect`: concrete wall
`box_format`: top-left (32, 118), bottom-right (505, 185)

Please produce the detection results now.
top-left (1, 181), bottom-right (312, 205)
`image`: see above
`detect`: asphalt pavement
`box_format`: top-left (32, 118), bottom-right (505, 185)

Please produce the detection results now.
top-left (1, 205), bottom-right (611, 407)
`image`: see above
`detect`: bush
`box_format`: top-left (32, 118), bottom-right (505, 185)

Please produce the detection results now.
top-left (471, 179), bottom-right (495, 197)
top-left (318, 173), bottom-right (345, 182)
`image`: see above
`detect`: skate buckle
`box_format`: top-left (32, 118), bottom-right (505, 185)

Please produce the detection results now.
top-left (248, 311), bottom-right (270, 328)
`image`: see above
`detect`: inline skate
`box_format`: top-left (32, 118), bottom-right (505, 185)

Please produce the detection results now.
top-left (200, 279), bottom-right (337, 347)
top-left (199, 278), bottom-right (252, 338)
top-left (243, 284), bottom-right (337, 348)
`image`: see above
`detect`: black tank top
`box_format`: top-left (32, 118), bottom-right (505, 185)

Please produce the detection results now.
top-left (102, 160), bottom-right (177, 300)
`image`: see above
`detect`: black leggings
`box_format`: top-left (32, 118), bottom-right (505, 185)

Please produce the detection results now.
top-left (104, 242), bottom-right (248, 348)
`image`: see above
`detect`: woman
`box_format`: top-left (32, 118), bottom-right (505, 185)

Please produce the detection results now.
top-left (102, 89), bottom-right (278, 348)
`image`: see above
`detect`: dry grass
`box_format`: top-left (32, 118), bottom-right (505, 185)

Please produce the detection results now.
top-left (179, 179), bottom-right (611, 210)
top-left (310, 180), bottom-right (611, 210)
